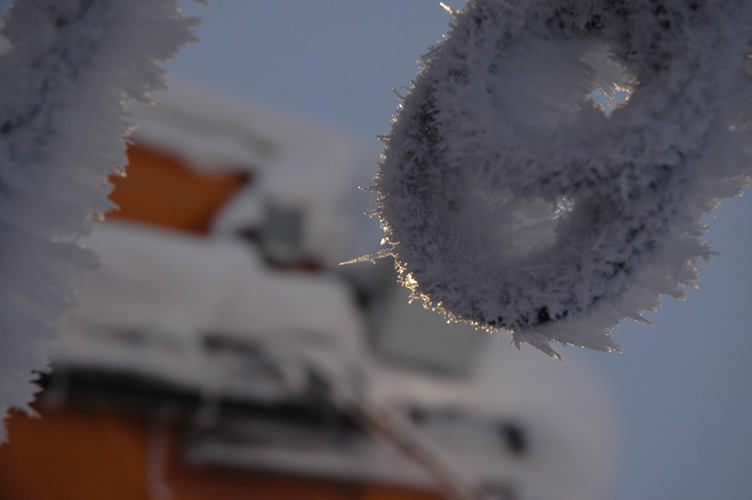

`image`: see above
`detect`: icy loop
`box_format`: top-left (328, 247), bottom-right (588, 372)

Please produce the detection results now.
top-left (0, 0), bottom-right (197, 438)
top-left (370, 0), bottom-right (752, 357)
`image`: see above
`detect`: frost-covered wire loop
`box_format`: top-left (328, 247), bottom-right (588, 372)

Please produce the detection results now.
top-left (373, 0), bottom-right (752, 356)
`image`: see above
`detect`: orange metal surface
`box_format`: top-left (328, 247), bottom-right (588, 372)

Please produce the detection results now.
top-left (106, 144), bottom-right (250, 234)
top-left (0, 406), bottom-right (152, 500)
top-left (0, 405), bottom-right (441, 500)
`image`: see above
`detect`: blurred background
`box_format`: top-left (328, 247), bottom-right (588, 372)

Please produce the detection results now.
top-left (1, 2), bottom-right (751, 500)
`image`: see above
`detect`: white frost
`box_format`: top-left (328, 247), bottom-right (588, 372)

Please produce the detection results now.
top-left (372, 0), bottom-right (752, 356)
top-left (0, 0), bottom-right (197, 439)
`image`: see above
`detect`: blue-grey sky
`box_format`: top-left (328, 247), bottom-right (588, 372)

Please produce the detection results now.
top-left (166, 2), bottom-right (752, 499)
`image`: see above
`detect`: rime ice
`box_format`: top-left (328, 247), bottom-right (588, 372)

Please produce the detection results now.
top-left (0, 0), bottom-right (197, 439)
top-left (372, 0), bottom-right (752, 356)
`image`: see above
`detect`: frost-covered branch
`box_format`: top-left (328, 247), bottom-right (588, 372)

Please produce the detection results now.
top-left (372, 0), bottom-right (752, 357)
top-left (0, 0), bottom-right (197, 440)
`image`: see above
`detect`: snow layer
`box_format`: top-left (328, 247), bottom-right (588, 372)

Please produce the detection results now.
top-left (0, 0), bottom-right (196, 439)
top-left (57, 221), bottom-right (615, 500)
top-left (187, 336), bottom-right (618, 500)
top-left (366, 333), bottom-right (617, 500)
top-left (55, 221), bottom-right (367, 403)
top-left (128, 84), bottom-right (383, 269)
top-left (373, 0), bottom-right (752, 356)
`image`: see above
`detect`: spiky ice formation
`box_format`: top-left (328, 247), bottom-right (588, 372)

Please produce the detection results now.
top-left (372, 0), bottom-right (752, 357)
top-left (0, 0), bottom-right (197, 439)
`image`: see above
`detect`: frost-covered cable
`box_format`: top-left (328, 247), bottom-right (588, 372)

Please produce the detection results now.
top-left (0, 0), bottom-right (197, 439)
top-left (371, 0), bottom-right (752, 357)
top-left (284, 344), bottom-right (484, 500)
top-left (345, 401), bottom-right (483, 500)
